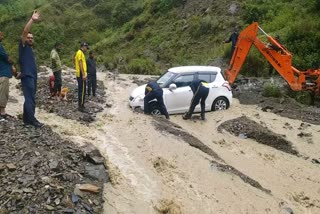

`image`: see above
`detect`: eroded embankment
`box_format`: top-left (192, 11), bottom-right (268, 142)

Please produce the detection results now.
top-left (218, 116), bottom-right (299, 156)
top-left (152, 117), bottom-right (271, 194)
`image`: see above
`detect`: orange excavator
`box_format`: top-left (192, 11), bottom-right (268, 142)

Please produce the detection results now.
top-left (224, 22), bottom-right (320, 95)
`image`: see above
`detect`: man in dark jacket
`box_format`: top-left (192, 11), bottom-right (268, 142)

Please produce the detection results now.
top-left (183, 79), bottom-right (209, 120)
top-left (0, 31), bottom-right (16, 121)
top-left (19, 10), bottom-right (43, 127)
top-left (224, 27), bottom-right (239, 59)
top-left (144, 81), bottom-right (169, 119)
top-left (86, 51), bottom-right (97, 96)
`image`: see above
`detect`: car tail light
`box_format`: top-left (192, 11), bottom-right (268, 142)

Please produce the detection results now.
top-left (222, 82), bottom-right (231, 91)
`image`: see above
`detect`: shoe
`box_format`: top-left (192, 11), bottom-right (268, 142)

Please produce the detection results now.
top-left (165, 115), bottom-right (170, 119)
top-left (78, 106), bottom-right (87, 113)
top-left (201, 114), bottom-right (205, 120)
top-left (24, 121), bottom-right (44, 128)
top-left (33, 121), bottom-right (44, 128)
top-left (182, 112), bottom-right (191, 120)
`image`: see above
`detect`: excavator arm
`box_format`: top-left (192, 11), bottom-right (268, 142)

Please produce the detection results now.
top-left (224, 22), bottom-right (320, 95)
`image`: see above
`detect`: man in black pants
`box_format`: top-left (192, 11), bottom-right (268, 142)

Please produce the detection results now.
top-left (86, 51), bottom-right (97, 96)
top-left (183, 79), bottom-right (209, 120)
top-left (144, 81), bottom-right (169, 119)
top-left (19, 10), bottom-right (43, 127)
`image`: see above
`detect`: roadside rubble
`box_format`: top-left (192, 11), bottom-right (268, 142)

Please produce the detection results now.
top-left (0, 117), bottom-right (107, 213)
top-left (0, 68), bottom-right (109, 213)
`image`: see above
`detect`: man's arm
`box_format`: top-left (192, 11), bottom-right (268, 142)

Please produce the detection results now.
top-left (0, 44), bottom-right (8, 60)
top-left (21, 10), bottom-right (40, 44)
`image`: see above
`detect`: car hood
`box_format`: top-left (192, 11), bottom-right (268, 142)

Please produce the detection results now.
top-left (130, 84), bottom-right (146, 98)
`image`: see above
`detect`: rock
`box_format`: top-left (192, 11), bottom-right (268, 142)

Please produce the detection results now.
top-left (78, 184), bottom-right (100, 193)
top-left (45, 205), bottom-right (55, 211)
top-left (54, 198), bottom-right (60, 205)
top-left (22, 188), bottom-right (33, 193)
top-left (82, 202), bottom-right (93, 212)
top-left (311, 159), bottom-right (320, 164)
top-left (61, 208), bottom-right (74, 213)
top-left (282, 207), bottom-right (294, 214)
top-left (49, 160), bottom-right (60, 171)
top-left (85, 164), bottom-right (108, 182)
top-left (71, 192), bottom-right (80, 203)
top-left (73, 184), bottom-right (84, 198)
top-left (6, 163), bottom-right (17, 171)
top-left (0, 163), bottom-right (6, 171)
top-left (238, 133), bottom-right (247, 139)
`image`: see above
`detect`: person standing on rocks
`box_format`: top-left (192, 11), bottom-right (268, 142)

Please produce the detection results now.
top-left (19, 10), bottom-right (43, 127)
top-left (86, 51), bottom-right (97, 97)
top-left (50, 42), bottom-right (62, 99)
top-left (224, 27), bottom-right (239, 59)
top-left (74, 42), bottom-right (88, 112)
top-left (0, 31), bottom-right (17, 121)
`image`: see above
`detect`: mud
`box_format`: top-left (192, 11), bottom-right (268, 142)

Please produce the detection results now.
top-left (218, 116), bottom-right (299, 156)
top-left (152, 117), bottom-right (271, 194)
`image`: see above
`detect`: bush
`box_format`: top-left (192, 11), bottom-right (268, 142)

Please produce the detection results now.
top-left (262, 83), bottom-right (281, 97)
top-left (188, 16), bottom-right (222, 39)
top-left (126, 58), bottom-right (156, 74)
top-left (294, 91), bottom-right (314, 105)
top-left (145, 0), bottom-right (185, 14)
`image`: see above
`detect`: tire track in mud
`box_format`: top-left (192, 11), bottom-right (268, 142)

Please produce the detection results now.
top-left (152, 117), bottom-right (271, 194)
top-left (218, 116), bottom-right (299, 156)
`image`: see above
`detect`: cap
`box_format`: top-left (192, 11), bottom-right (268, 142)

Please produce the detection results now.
top-left (80, 42), bottom-right (89, 49)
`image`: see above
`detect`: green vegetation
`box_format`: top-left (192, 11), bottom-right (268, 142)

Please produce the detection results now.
top-left (262, 83), bottom-right (282, 98)
top-left (0, 0), bottom-right (319, 76)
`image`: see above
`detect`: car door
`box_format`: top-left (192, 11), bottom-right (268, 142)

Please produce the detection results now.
top-left (197, 73), bottom-right (217, 111)
top-left (164, 73), bottom-right (195, 113)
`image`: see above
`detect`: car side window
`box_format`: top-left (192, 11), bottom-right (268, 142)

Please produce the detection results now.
top-left (173, 74), bottom-right (194, 88)
top-left (198, 73), bottom-right (217, 83)
top-left (211, 74), bottom-right (217, 82)
top-left (198, 74), bottom-right (211, 83)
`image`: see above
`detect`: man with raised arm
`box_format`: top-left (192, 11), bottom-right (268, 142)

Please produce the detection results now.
top-left (19, 10), bottom-right (43, 127)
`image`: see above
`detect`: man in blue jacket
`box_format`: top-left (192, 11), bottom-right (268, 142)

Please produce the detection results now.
top-left (183, 79), bottom-right (209, 120)
top-left (86, 51), bottom-right (97, 97)
top-left (19, 10), bottom-right (43, 127)
top-left (144, 81), bottom-right (169, 119)
top-left (0, 31), bottom-right (16, 121)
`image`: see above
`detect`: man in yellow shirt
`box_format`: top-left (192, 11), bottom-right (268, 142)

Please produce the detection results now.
top-left (74, 42), bottom-right (88, 112)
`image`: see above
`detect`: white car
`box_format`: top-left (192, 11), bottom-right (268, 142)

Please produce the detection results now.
top-left (129, 66), bottom-right (232, 115)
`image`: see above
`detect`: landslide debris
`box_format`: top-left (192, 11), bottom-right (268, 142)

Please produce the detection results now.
top-left (36, 74), bottom-right (107, 123)
top-left (218, 116), bottom-right (299, 156)
top-left (233, 77), bottom-right (320, 125)
top-left (0, 118), bottom-right (107, 213)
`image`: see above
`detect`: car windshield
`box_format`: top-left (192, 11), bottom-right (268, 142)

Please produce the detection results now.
top-left (156, 71), bottom-right (176, 87)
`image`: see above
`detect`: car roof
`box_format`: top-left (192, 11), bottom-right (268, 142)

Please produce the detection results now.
top-left (168, 66), bottom-right (221, 73)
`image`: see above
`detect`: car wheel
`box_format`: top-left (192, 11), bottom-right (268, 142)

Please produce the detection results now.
top-left (149, 102), bottom-right (162, 115)
top-left (212, 97), bottom-right (229, 111)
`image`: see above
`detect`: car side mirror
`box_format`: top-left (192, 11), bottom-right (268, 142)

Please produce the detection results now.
top-left (169, 83), bottom-right (177, 91)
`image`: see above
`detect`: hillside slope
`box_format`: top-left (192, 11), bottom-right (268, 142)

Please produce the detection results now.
top-left (0, 0), bottom-right (319, 75)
